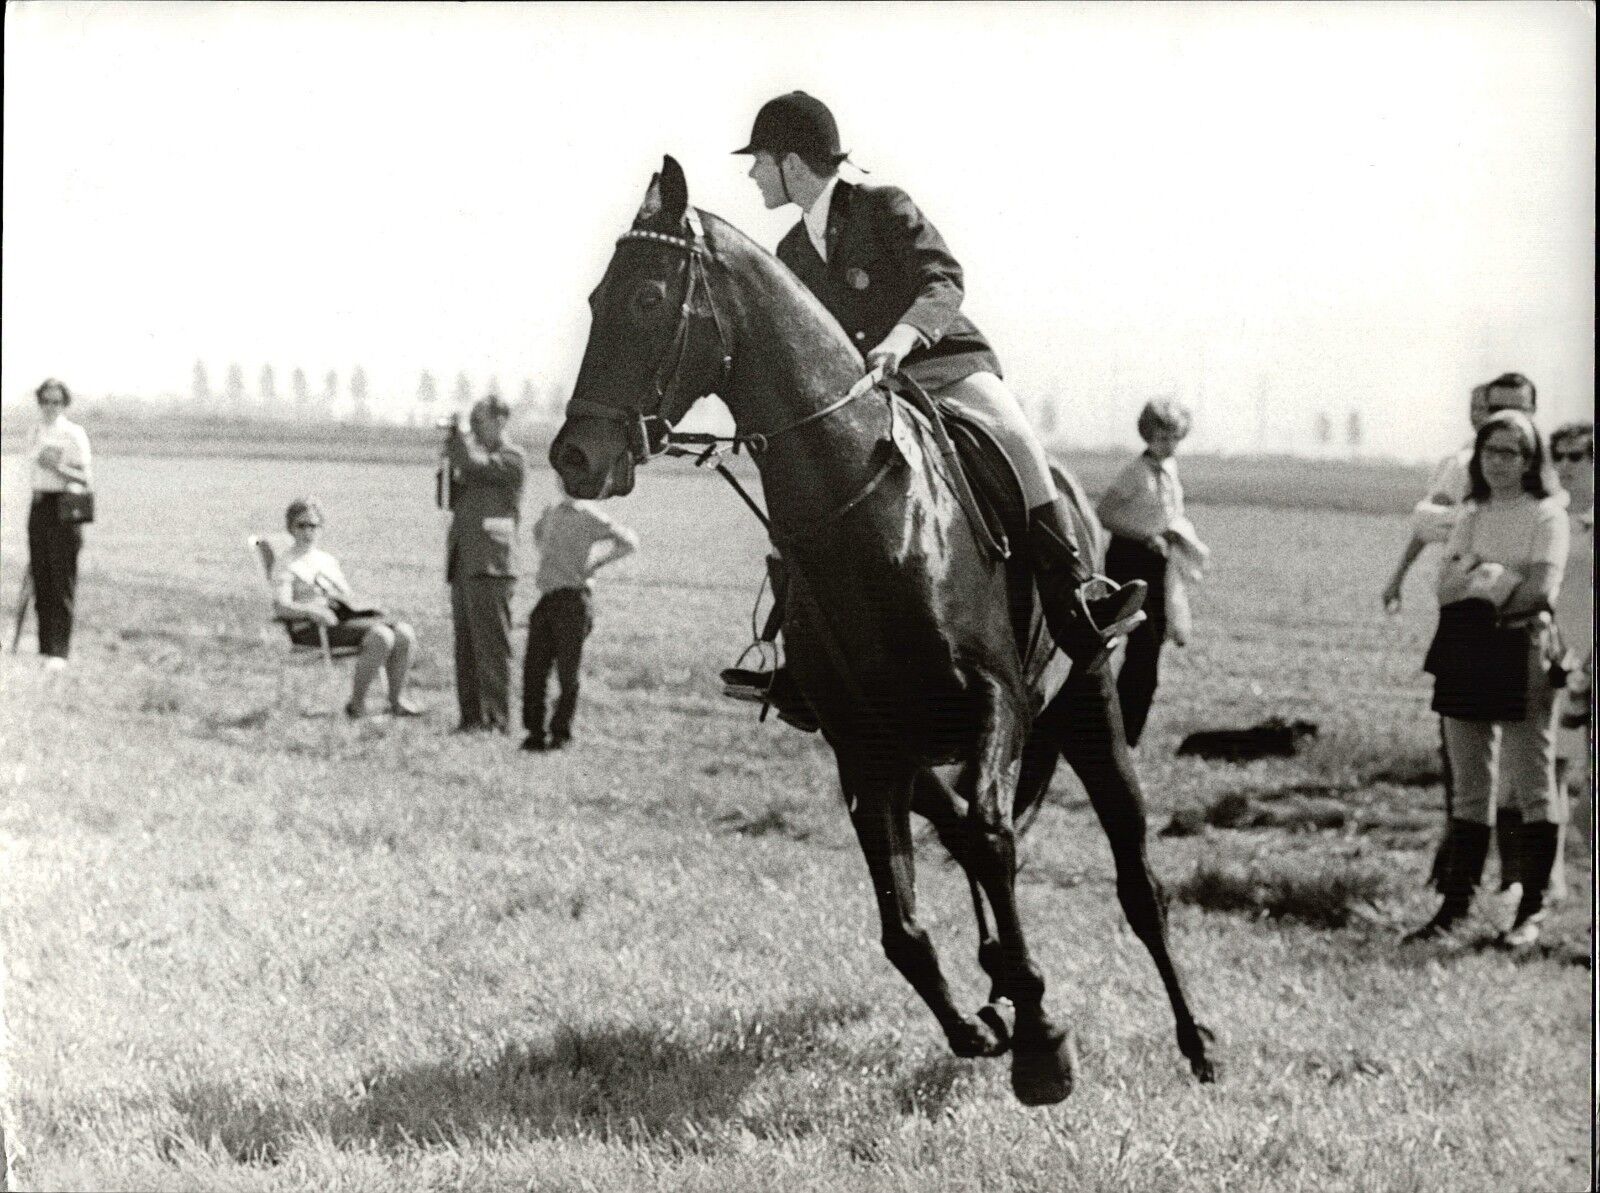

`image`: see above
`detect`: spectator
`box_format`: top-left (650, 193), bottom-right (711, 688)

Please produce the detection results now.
top-left (272, 498), bottom-right (422, 718)
top-left (1409, 410), bottom-right (1568, 946)
top-left (521, 475), bottom-right (638, 752)
top-left (1096, 398), bottom-right (1208, 747)
top-left (1383, 374), bottom-right (1540, 896)
top-left (1550, 421), bottom-right (1594, 850)
top-left (443, 394), bottom-right (526, 733)
top-left (27, 378), bottom-right (93, 670)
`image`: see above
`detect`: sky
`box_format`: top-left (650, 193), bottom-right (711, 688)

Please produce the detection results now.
top-left (2, 1), bottom-right (1593, 458)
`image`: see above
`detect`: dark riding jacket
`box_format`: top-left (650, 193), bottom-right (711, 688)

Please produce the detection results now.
top-left (776, 180), bottom-right (1002, 391)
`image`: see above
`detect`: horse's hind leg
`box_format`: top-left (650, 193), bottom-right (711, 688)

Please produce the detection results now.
top-left (840, 752), bottom-right (1007, 1060)
top-left (1058, 662), bottom-right (1217, 1082)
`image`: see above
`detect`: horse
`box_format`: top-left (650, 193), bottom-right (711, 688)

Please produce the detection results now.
top-left (551, 156), bottom-right (1215, 1105)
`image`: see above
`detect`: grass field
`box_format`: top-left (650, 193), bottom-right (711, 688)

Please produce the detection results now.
top-left (0, 442), bottom-right (1592, 1192)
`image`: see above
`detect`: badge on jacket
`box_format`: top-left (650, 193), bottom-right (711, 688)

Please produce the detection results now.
top-left (846, 267), bottom-right (869, 291)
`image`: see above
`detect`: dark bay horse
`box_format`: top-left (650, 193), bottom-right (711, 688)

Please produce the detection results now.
top-left (551, 156), bottom-right (1215, 1104)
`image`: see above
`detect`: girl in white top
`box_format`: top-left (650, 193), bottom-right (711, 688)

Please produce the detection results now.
top-left (1411, 410), bottom-right (1568, 947)
top-left (271, 497), bottom-right (422, 719)
top-left (27, 378), bottom-right (93, 666)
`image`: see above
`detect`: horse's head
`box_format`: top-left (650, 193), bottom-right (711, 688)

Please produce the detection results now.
top-left (551, 155), bottom-right (731, 498)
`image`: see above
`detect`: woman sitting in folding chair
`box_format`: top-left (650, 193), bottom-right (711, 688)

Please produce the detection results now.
top-left (273, 497), bottom-right (422, 719)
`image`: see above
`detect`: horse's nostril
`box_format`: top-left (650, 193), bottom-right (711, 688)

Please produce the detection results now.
top-left (559, 444), bottom-right (588, 472)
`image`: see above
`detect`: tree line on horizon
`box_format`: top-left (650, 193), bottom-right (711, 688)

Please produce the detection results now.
top-left (182, 360), bottom-right (569, 425)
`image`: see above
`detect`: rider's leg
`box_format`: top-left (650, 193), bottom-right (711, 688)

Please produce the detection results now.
top-left (931, 372), bottom-right (1145, 661)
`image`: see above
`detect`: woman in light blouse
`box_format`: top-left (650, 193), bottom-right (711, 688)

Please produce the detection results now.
top-left (27, 378), bottom-right (92, 669)
top-left (1410, 410), bottom-right (1568, 946)
top-left (272, 498), bottom-right (422, 719)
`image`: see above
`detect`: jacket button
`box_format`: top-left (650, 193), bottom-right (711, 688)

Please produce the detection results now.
top-left (854, 331), bottom-right (866, 341)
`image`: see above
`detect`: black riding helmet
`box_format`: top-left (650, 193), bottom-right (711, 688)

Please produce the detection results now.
top-left (733, 91), bottom-right (849, 165)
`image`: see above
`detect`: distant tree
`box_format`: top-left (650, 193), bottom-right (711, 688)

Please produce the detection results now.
top-left (191, 360), bottom-right (212, 409)
top-left (519, 377), bottom-right (538, 409)
top-left (322, 370), bottom-right (339, 418)
top-left (259, 364), bottom-right (278, 413)
top-left (413, 370), bottom-right (438, 427)
top-left (1346, 409), bottom-right (1364, 452)
top-left (453, 371), bottom-right (472, 410)
top-left (225, 363), bottom-right (247, 415)
top-left (349, 365), bottom-right (370, 423)
top-left (291, 367), bottom-right (311, 416)
top-left (1314, 411), bottom-right (1333, 446)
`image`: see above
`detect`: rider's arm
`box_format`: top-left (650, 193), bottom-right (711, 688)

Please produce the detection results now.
top-left (872, 186), bottom-right (968, 350)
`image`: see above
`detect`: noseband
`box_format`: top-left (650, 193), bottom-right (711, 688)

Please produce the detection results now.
top-left (564, 210), bottom-right (733, 463)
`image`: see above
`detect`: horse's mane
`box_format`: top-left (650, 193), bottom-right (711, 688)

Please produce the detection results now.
top-left (694, 208), bottom-right (861, 364)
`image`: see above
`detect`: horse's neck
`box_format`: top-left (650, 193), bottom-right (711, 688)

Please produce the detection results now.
top-left (716, 243), bottom-right (886, 522)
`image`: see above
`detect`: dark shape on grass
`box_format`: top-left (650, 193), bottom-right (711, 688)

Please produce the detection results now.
top-left (549, 155), bottom-right (1216, 1105)
top-left (161, 1002), bottom-right (874, 1159)
top-left (1176, 717), bottom-right (1319, 762)
top-left (1174, 856), bottom-right (1394, 929)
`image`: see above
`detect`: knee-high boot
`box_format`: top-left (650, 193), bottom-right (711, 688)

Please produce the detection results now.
top-left (1504, 821), bottom-right (1559, 945)
top-left (1026, 498), bottom-right (1147, 665)
top-left (1406, 819), bottom-right (1491, 942)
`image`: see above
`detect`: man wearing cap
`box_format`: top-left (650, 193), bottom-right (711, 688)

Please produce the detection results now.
top-left (725, 91), bottom-right (1145, 715)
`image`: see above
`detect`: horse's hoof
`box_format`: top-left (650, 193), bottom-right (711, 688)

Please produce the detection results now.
top-left (946, 1008), bottom-right (1009, 1059)
top-left (975, 1002), bottom-right (1014, 1054)
top-left (1010, 1028), bottom-right (1077, 1106)
top-left (1184, 1023), bottom-right (1219, 1083)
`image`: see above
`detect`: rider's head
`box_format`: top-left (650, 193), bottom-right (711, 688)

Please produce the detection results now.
top-left (734, 91), bottom-right (848, 210)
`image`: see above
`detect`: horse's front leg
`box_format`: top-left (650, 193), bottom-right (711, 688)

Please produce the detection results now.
top-left (1058, 660), bottom-right (1217, 1083)
top-left (911, 767), bottom-right (1013, 1052)
top-left (958, 681), bottom-right (1077, 1106)
top-left (838, 751), bottom-right (1005, 1060)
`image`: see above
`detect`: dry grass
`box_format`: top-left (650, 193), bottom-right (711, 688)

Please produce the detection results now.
top-left (0, 445), bottom-right (1591, 1192)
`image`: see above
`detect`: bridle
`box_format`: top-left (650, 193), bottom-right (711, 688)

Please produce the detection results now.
top-left (564, 209), bottom-right (734, 464)
top-left (563, 208), bottom-right (872, 465)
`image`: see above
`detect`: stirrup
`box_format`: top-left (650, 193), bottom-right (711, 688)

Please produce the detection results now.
top-left (1079, 577), bottom-right (1148, 644)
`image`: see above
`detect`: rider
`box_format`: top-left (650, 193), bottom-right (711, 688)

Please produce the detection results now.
top-left (723, 91), bottom-right (1146, 722)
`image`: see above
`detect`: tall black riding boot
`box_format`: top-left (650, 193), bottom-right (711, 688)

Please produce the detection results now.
top-left (1405, 819), bottom-right (1490, 942)
top-left (1504, 820), bottom-right (1559, 946)
top-left (1026, 498), bottom-right (1147, 665)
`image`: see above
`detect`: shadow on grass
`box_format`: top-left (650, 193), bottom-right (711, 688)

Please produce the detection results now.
top-left (160, 1000), bottom-right (877, 1165)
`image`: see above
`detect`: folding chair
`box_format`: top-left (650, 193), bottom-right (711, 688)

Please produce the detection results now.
top-left (247, 534), bottom-right (360, 712)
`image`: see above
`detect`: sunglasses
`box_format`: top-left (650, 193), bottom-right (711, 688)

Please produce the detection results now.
top-left (1481, 445), bottom-right (1530, 462)
top-left (37, 398), bottom-right (66, 407)
top-left (1553, 450), bottom-right (1591, 463)
top-left (293, 521), bottom-right (323, 530)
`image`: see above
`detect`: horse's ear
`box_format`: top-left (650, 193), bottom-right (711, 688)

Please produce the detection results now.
top-left (635, 171), bottom-right (664, 225)
top-left (659, 155), bottom-right (689, 223)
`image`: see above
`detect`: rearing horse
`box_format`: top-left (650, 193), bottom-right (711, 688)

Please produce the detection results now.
top-left (552, 156), bottom-right (1215, 1105)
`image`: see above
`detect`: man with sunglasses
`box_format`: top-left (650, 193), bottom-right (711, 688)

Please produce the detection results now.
top-left (444, 394), bottom-right (526, 733)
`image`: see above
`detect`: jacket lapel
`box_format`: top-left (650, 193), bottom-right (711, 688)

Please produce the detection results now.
top-left (824, 181), bottom-right (851, 277)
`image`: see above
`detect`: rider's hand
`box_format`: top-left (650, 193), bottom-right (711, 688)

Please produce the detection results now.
top-left (865, 323), bottom-right (924, 378)
top-left (313, 607), bottom-right (340, 629)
